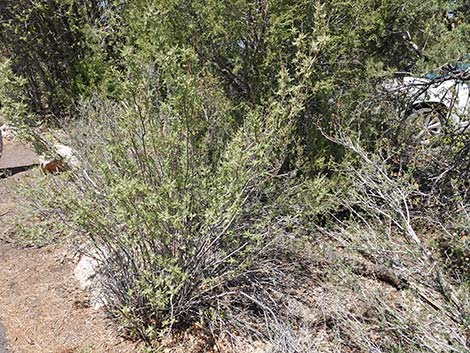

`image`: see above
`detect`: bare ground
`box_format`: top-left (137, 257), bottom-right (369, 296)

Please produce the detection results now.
top-left (0, 170), bottom-right (140, 353)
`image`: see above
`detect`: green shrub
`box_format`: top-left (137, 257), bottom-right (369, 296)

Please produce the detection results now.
top-left (0, 58), bottom-right (28, 125)
top-left (10, 0), bottom-right (470, 348)
top-left (40, 65), bottom-right (335, 340)
top-left (0, 0), bottom-right (105, 122)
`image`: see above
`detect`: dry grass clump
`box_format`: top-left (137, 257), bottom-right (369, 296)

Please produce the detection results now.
top-left (258, 220), bottom-right (469, 353)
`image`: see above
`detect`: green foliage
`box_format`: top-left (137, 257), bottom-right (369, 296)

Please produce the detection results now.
top-left (0, 58), bottom-right (28, 124)
top-left (15, 218), bottom-right (64, 247)
top-left (13, 173), bottom-right (75, 247)
top-left (0, 0), bottom-right (103, 122)
top-left (43, 60), bottom-right (323, 339)
top-left (439, 236), bottom-right (470, 281)
top-left (7, 0), bottom-right (470, 347)
top-left (96, 0), bottom-right (456, 173)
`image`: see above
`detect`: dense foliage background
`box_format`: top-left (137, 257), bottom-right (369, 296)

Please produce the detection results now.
top-left (1, 0), bottom-right (470, 351)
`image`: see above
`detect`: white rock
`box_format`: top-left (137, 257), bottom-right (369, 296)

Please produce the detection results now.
top-left (40, 143), bottom-right (80, 173)
top-left (74, 253), bottom-right (107, 310)
top-left (0, 124), bottom-right (16, 140)
top-left (0, 125), bottom-right (13, 158)
top-left (74, 254), bottom-right (99, 289)
top-left (55, 144), bottom-right (80, 167)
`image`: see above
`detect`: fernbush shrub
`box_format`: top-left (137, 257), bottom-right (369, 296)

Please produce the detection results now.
top-left (48, 67), bottom-right (329, 341)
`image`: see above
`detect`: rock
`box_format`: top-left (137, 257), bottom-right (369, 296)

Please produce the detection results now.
top-left (74, 254), bottom-right (99, 290)
top-left (0, 124), bottom-right (16, 140)
top-left (0, 127), bottom-right (81, 175)
top-left (74, 253), bottom-right (106, 310)
top-left (40, 143), bottom-right (80, 173)
top-left (0, 124), bottom-right (39, 176)
top-left (0, 139), bottom-right (39, 171)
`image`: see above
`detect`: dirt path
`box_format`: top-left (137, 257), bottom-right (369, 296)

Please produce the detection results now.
top-left (0, 169), bottom-right (139, 353)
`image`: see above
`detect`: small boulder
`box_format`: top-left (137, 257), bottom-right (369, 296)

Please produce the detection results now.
top-left (0, 139), bottom-right (39, 171)
top-left (0, 124), bottom-right (15, 160)
top-left (74, 253), bottom-right (106, 310)
top-left (0, 124), bottom-right (16, 140)
top-left (40, 143), bottom-right (80, 173)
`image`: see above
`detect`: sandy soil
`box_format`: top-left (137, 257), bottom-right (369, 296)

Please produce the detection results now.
top-left (0, 170), bottom-right (140, 353)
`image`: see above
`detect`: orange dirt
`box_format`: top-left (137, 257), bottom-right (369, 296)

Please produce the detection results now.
top-left (0, 169), bottom-right (140, 353)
